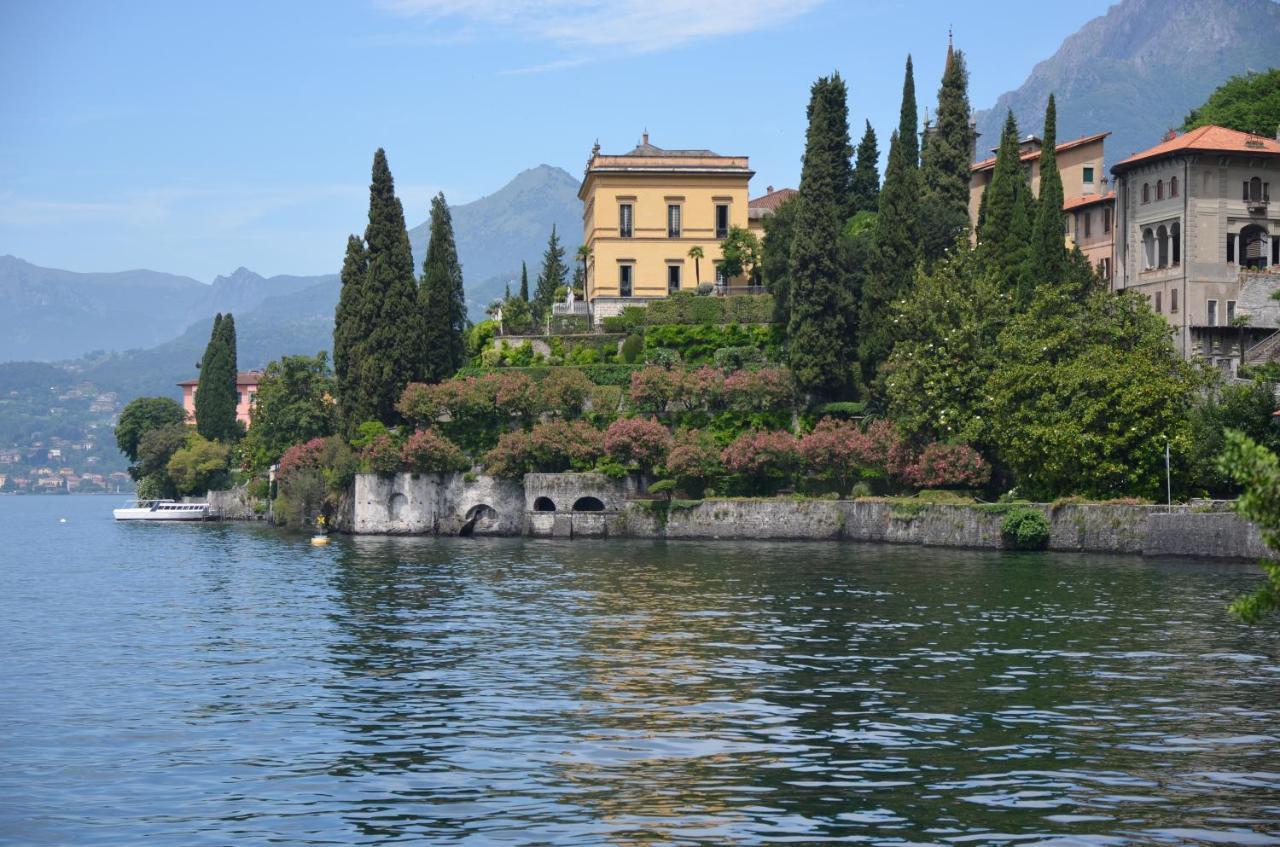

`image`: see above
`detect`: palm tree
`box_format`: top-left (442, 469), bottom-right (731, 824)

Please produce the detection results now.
top-left (687, 245), bottom-right (704, 287)
top-left (575, 245), bottom-right (591, 295)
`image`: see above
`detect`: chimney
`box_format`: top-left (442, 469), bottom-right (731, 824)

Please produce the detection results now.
top-left (767, 185), bottom-right (774, 194)
top-left (1162, 128), bottom-right (1178, 142)
top-left (642, 131), bottom-right (649, 145)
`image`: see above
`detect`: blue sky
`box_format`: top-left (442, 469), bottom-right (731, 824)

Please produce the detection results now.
top-left (0, 0), bottom-right (1115, 281)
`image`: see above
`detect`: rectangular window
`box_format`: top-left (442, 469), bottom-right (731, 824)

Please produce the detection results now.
top-left (1083, 166), bottom-right (1095, 185)
top-left (236, 392), bottom-right (243, 405)
top-left (667, 264), bottom-right (681, 294)
top-left (1155, 291), bottom-right (1162, 313)
top-left (715, 266), bottom-right (727, 287)
top-left (1171, 288), bottom-right (1178, 313)
top-left (1098, 258), bottom-right (1110, 280)
top-left (715, 204), bottom-right (729, 239)
top-left (667, 204), bottom-right (681, 238)
top-left (1227, 234), bottom-right (1235, 263)
top-left (619, 204), bottom-right (633, 238)
top-left (1103, 207), bottom-right (1112, 233)
top-left (619, 265), bottom-right (632, 297)
top-left (1243, 182), bottom-right (1250, 202)
top-left (1274, 235), bottom-right (1280, 266)
top-left (1207, 299), bottom-right (1218, 327)
top-left (1227, 300), bottom-right (1237, 324)
top-left (1084, 212), bottom-right (1092, 238)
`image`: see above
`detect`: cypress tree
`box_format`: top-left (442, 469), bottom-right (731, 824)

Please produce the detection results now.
top-left (898, 55), bottom-right (919, 168)
top-left (333, 234), bottom-right (368, 429)
top-left (1029, 94), bottom-right (1067, 287)
top-left (519, 261), bottom-right (529, 302)
top-left (979, 112), bottom-right (1036, 301)
top-left (195, 312), bottom-right (238, 442)
top-left (859, 122), bottom-right (924, 377)
top-left (419, 192), bottom-right (467, 383)
top-left (786, 75), bottom-right (858, 400)
top-left (219, 312), bottom-right (237, 374)
top-left (850, 120), bottom-right (880, 215)
top-left (533, 225), bottom-right (567, 319)
top-left (761, 195), bottom-right (800, 326)
top-left (920, 44), bottom-right (973, 263)
top-left (337, 148), bottom-right (421, 427)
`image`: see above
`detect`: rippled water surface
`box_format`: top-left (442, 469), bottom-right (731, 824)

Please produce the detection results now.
top-left (3, 495), bottom-right (1280, 845)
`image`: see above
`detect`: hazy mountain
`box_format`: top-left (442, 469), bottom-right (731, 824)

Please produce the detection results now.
top-left (972, 0), bottom-right (1280, 168)
top-left (408, 164), bottom-right (582, 316)
top-left (0, 256), bottom-right (330, 362)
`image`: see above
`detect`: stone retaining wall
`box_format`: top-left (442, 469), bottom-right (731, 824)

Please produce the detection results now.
top-left (337, 472), bottom-right (1270, 561)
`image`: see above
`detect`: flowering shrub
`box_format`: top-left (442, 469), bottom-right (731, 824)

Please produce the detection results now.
top-left (662, 428), bottom-right (723, 495)
top-left (722, 367), bottom-right (796, 412)
top-left (680, 366), bottom-right (726, 411)
top-left (722, 430), bottom-right (800, 484)
top-left (603, 417), bottom-right (673, 473)
top-left (276, 436), bottom-right (357, 529)
top-left (278, 437), bottom-right (329, 478)
top-left (863, 419), bottom-right (915, 481)
top-left (400, 429), bottom-right (469, 473)
top-left (398, 372), bottom-right (539, 453)
top-left (628, 366), bottom-right (681, 413)
top-left (900, 442), bottom-right (991, 488)
top-left (482, 430), bottom-right (534, 478)
top-left (537, 368), bottom-right (595, 417)
top-left (483, 420), bottom-right (604, 477)
top-left (798, 418), bottom-right (876, 496)
top-left (360, 433), bottom-right (401, 474)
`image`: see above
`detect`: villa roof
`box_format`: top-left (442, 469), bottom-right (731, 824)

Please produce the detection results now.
top-left (1112, 125), bottom-right (1280, 171)
top-left (748, 187), bottom-right (798, 218)
top-left (623, 141), bottom-right (720, 158)
top-left (1062, 191), bottom-right (1115, 211)
top-left (971, 131), bottom-right (1110, 174)
top-left (177, 371), bottom-right (265, 388)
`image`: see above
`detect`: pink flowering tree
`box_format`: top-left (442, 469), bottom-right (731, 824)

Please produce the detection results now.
top-left (721, 429), bottom-right (800, 495)
top-left (360, 433), bottom-right (402, 474)
top-left (627, 366), bottom-right (681, 414)
top-left (661, 428), bottom-right (724, 497)
top-left (400, 429), bottom-right (469, 474)
top-left (603, 417), bottom-right (673, 475)
top-left (798, 417), bottom-right (878, 497)
top-left (529, 419), bottom-right (604, 472)
top-left (900, 442), bottom-right (991, 489)
top-left (537, 368), bottom-right (595, 418)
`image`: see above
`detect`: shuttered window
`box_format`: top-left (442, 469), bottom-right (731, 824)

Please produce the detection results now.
top-left (667, 205), bottom-right (681, 238)
top-left (619, 204), bottom-right (633, 238)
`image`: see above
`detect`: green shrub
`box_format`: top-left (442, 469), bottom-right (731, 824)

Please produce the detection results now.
top-left (549, 314), bottom-right (590, 334)
top-left (1001, 507), bottom-right (1051, 550)
top-left (645, 293), bottom-right (774, 325)
top-left (713, 346), bottom-right (766, 370)
top-left (602, 306), bottom-right (648, 334)
top-left (620, 333), bottom-right (644, 364)
top-left (647, 479), bottom-right (676, 498)
top-left (645, 347), bottom-right (682, 368)
top-left (816, 401), bottom-right (866, 418)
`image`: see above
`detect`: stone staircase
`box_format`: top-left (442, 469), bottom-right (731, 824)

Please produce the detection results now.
top-left (1244, 329), bottom-right (1280, 366)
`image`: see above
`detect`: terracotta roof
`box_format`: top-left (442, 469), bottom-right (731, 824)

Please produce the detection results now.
top-left (1062, 191), bottom-right (1115, 211)
top-left (177, 371), bottom-right (265, 387)
top-left (1113, 125), bottom-right (1280, 171)
top-left (748, 187), bottom-right (798, 212)
top-left (971, 131), bottom-right (1110, 173)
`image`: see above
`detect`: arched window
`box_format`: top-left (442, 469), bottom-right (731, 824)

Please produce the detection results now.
top-left (1143, 228), bottom-right (1156, 270)
top-left (533, 496), bottom-right (556, 512)
top-left (1249, 177), bottom-right (1263, 202)
top-left (1157, 225), bottom-right (1169, 268)
top-left (1142, 183), bottom-right (1150, 203)
top-left (1171, 222), bottom-right (1181, 265)
top-left (1241, 224), bottom-right (1268, 269)
top-left (1156, 180), bottom-right (1164, 200)
top-left (1170, 176), bottom-right (1179, 198)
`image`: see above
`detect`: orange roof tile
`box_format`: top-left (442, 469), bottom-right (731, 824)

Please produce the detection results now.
top-left (748, 187), bottom-right (798, 212)
top-left (1062, 191), bottom-right (1115, 211)
top-left (1112, 125), bottom-right (1280, 171)
top-left (971, 131), bottom-right (1110, 173)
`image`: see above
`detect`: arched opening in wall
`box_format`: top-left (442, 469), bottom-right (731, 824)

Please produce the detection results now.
top-left (1171, 222), bottom-right (1181, 265)
top-left (388, 493), bottom-right (409, 522)
top-left (1157, 225), bottom-right (1169, 268)
top-left (1241, 224), bottom-right (1269, 270)
top-left (1248, 177), bottom-right (1264, 202)
top-left (460, 503), bottom-right (498, 537)
top-left (533, 496), bottom-right (556, 512)
top-left (1143, 228), bottom-right (1155, 270)
top-left (572, 496), bottom-right (606, 512)
top-left (1142, 183), bottom-right (1150, 203)
top-left (1171, 176), bottom-right (1179, 198)
top-left (1156, 180), bottom-right (1164, 200)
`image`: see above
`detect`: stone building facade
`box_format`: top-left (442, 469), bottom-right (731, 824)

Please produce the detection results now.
top-left (1111, 125), bottom-right (1280, 372)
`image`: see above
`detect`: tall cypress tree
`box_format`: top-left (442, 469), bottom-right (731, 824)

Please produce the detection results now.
top-left (859, 67), bottom-right (924, 381)
top-left (219, 312), bottom-right (237, 374)
top-left (850, 120), bottom-right (880, 215)
top-left (898, 55), bottom-right (919, 168)
top-left (519, 261), bottom-right (529, 302)
top-left (533, 225), bottom-right (567, 319)
top-left (334, 234), bottom-right (368, 429)
top-left (920, 44), bottom-right (973, 263)
top-left (419, 192), bottom-right (467, 383)
top-left (787, 75), bottom-right (858, 400)
top-left (336, 149), bottom-right (421, 427)
top-left (979, 112), bottom-right (1036, 302)
top-left (195, 312), bottom-right (238, 442)
top-left (1030, 94), bottom-right (1067, 287)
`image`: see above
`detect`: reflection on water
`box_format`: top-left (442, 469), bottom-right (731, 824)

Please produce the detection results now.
top-left (2, 495), bottom-right (1279, 845)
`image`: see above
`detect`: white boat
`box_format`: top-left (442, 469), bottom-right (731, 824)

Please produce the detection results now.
top-left (113, 499), bottom-right (210, 521)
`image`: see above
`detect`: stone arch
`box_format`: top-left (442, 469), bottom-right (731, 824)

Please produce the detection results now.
top-left (572, 496), bottom-right (606, 512)
top-left (460, 503), bottom-right (498, 537)
top-left (1241, 224), bottom-right (1269, 269)
top-left (1143, 228), bottom-right (1156, 270)
top-left (1157, 225), bottom-right (1169, 268)
top-left (388, 492), bottom-right (409, 521)
top-left (533, 496), bottom-right (556, 512)
top-left (1170, 221), bottom-right (1181, 265)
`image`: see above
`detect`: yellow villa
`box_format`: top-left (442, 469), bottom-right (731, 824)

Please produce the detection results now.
top-left (578, 134), bottom-right (756, 323)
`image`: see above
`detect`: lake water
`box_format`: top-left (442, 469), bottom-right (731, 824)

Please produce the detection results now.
top-left (2, 495), bottom-right (1279, 845)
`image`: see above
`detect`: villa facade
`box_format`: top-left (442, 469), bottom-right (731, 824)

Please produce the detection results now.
top-left (1111, 125), bottom-right (1280, 373)
top-left (178, 371), bottom-right (264, 429)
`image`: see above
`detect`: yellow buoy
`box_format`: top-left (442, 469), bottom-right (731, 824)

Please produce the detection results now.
top-left (310, 535), bottom-right (330, 546)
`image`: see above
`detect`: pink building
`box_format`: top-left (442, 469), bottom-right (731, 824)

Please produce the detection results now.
top-left (178, 371), bottom-right (264, 429)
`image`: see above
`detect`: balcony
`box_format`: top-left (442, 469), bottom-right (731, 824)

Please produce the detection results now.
top-left (1246, 197), bottom-right (1270, 215)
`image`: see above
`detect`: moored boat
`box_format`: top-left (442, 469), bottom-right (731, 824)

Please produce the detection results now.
top-left (113, 499), bottom-right (210, 521)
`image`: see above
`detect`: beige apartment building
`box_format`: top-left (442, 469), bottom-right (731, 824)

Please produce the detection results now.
top-left (579, 135), bottom-right (754, 321)
top-left (1112, 125), bottom-right (1280, 373)
top-left (969, 130), bottom-right (1115, 282)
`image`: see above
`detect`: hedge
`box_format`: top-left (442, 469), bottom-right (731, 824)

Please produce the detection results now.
top-left (645, 292), bottom-right (773, 326)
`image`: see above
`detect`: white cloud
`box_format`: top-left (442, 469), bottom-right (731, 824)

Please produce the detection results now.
top-left (379, 0), bottom-right (826, 57)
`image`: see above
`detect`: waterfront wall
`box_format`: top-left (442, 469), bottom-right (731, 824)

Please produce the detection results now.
top-left (338, 472), bottom-right (1271, 560)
